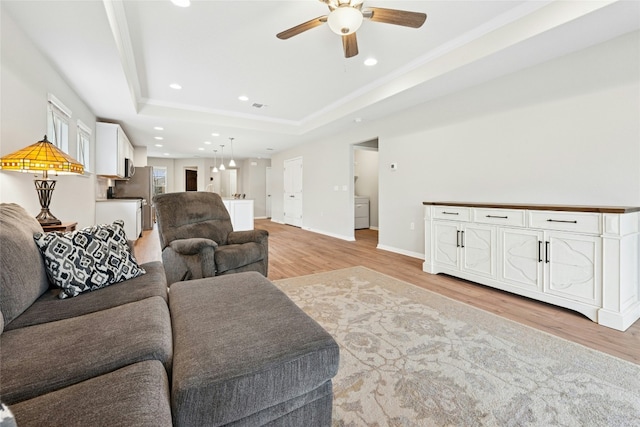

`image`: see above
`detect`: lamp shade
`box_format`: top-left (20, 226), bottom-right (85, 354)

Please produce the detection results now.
top-left (0, 135), bottom-right (84, 175)
top-left (327, 6), bottom-right (363, 35)
top-left (0, 135), bottom-right (84, 226)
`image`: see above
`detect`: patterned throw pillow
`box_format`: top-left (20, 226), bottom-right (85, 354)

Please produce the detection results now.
top-left (0, 403), bottom-right (17, 427)
top-left (33, 220), bottom-right (146, 299)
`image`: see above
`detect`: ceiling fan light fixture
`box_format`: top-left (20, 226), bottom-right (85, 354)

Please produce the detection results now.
top-left (327, 6), bottom-right (363, 35)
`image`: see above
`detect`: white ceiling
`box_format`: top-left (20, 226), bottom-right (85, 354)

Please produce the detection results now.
top-left (3, 0), bottom-right (639, 160)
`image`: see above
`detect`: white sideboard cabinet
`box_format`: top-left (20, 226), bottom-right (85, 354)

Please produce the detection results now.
top-left (423, 202), bottom-right (640, 331)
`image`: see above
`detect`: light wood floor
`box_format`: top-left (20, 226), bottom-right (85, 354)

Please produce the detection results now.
top-left (135, 220), bottom-right (640, 365)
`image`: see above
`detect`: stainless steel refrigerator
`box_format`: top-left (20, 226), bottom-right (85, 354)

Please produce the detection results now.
top-left (113, 166), bottom-right (154, 230)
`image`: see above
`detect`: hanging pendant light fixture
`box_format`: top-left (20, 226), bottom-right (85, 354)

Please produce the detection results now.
top-left (228, 137), bottom-right (236, 168)
top-left (212, 149), bottom-right (219, 173)
top-left (219, 145), bottom-right (226, 171)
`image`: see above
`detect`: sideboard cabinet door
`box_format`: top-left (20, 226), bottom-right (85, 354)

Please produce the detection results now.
top-left (499, 228), bottom-right (544, 292)
top-left (545, 232), bottom-right (601, 306)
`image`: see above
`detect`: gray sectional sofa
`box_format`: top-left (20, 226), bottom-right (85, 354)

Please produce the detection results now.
top-left (0, 203), bottom-right (339, 426)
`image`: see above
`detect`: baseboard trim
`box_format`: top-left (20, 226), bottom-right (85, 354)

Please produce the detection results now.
top-left (302, 227), bottom-right (356, 242)
top-left (376, 244), bottom-right (424, 260)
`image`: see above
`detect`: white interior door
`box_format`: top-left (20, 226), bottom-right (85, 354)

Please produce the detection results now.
top-left (265, 166), bottom-right (272, 218)
top-left (284, 157), bottom-right (302, 227)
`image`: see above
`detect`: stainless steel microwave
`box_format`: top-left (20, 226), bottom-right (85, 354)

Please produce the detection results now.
top-left (124, 158), bottom-right (135, 178)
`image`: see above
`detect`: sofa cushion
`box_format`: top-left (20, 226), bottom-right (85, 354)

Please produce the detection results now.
top-left (4, 261), bottom-right (167, 331)
top-left (33, 220), bottom-right (145, 299)
top-left (0, 203), bottom-right (49, 327)
top-left (11, 361), bottom-right (172, 427)
top-left (0, 296), bottom-right (172, 404)
top-left (214, 242), bottom-right (264, 274)
top-left (169, 272), bottom-right (339, 427)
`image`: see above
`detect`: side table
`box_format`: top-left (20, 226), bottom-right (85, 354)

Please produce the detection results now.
top-left (41, 222), bottom-right (77, 233)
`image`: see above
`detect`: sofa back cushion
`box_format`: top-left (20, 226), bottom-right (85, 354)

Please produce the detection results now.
top-left (0, 203), bottom-right (50, 327)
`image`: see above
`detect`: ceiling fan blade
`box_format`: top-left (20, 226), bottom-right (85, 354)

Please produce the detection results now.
top-left (364, 7), bottom-right (427, 28)
top-left (342, 33), bottom-right (358, 58)
top-left (276, 16), bottom-right (328, 40)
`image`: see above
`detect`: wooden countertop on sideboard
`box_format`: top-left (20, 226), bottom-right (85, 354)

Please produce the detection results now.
top-left (422, 202), bottom-right (640, 214)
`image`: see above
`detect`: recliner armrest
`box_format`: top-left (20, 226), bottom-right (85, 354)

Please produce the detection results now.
top-left (227, 229), bottom-right (269, 245)
top-left (169, 238), bottom-right (218, 255)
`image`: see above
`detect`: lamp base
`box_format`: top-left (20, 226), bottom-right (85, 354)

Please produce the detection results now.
top-left (34, 179), bottom-right (61, 226)
top-left (36, 210), bottom-right (62, 226)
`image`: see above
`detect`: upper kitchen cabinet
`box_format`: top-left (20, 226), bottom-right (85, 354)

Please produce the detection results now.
top-left (95, 122), bottom-right (134, 178)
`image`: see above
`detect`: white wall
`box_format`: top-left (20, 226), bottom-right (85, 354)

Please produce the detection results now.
top-left (0, 10), bottom-right (97, 228)
top-left (241, 158), bottom-right (271, 218)
top-left (272, 31), bottom-right (640, 257)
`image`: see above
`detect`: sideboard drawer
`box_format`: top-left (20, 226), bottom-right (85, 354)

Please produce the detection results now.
top-left (473, 208), bottom-right (526, 227)
top-left (529, 211), bottom-right (601, 234)
top-left (433, 206), bottom-right (471, 222)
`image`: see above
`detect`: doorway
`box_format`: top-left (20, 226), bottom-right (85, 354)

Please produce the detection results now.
top-left (353, 139), bottom-right (379, 242)
top-left (265, 166), bottom-right (272, 219)
top-left (284, 157), bottom-right (303, 227)
top-left (185, 169), bottom-right (198, 191)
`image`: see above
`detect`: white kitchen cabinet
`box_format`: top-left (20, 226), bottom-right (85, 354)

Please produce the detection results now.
top-left (424, 202), bottom-right (640, 331)
top-left (222, 199), bottom-right (254, 231)
top-left (96, 199), bottom-right (142, 240)
top-left (95, 122), bottom-right (134, 178)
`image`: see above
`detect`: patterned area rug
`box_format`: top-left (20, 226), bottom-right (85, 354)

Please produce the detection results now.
top-left (275, 266), bottom-right (640, 427)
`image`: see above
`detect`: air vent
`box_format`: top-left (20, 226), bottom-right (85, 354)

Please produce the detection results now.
top-left (252, 103), bottom-right (267, 109)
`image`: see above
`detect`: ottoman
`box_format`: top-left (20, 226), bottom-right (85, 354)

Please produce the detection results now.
top-left (169, 272), bottom-right (340, 426)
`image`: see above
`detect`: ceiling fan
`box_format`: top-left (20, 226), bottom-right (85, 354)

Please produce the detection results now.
top-left (276, 0), bottom-right (427, 58)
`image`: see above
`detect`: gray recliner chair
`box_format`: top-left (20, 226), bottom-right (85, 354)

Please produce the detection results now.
top-left (153, 192), bottom-right (268, 285)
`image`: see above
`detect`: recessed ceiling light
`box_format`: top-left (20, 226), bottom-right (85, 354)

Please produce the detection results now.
top-left (211, 132), bottom-right (220, 137)
top-left (198, 147), bottom-right (205, 151)
top-left (354, 117), bottom-right (363, 123)
top-left (169, 83), bottom-right (182, 90)
top-left (163, 153), bottom-right (170, 156)
top-left (154, 126), bottom-right (164, 131)
top-left (155, 144), bottom-right (163, 147)
top-left (155, 136), bottom-right (164, 140)
top-left (204, 141), bottom-right (212, 145)
top-left (238, 95), bottom-right (249, 102)
top-left (364, 58), bottom-right (378, 66)
top-left (171, 0), bottom-right (190, 7)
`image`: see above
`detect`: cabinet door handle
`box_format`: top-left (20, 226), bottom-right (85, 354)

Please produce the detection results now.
top-left (486, 215), bottom-right (508, 219)
top-left (460, 230), bottom-right (465, 248)
top-left (442, 211), bottom-right (459, 215)
top-left (456, 230), bottom-right (460, 247)
top-left (545, 241), bottom-right (550, 263)
top-left (547, 219), bottom-right (577, 224)
top-left (538, 241), bottom-right (542, 263)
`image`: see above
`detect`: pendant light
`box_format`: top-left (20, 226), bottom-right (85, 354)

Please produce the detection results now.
top-left (212, 149), bottom-right (219, 173)
top-left (219, 145), bottom-right (226, 171)
top-left (228, 137), bottom-right (236, 168)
